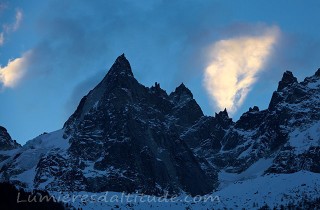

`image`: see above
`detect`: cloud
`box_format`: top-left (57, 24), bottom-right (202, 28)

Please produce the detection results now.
top-left (0, 9), bottom-right (23, 46)
top-left (0, 32), bottom-right (3, 46)
top-left (3, 9), bottom-right (23, 33)
top-left (13, 9), bottom-right (23, 31)
top-left (0, 51), bottom-right (31, 88)
top-left (203, 26), bottom-right (279, 115)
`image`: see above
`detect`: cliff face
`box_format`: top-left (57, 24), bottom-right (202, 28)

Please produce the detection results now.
top-left (0, 126), bottom-right (20, 165)
top-left (1, 55), bottom-right (217, 196)
top-left (0, 126), bottom-right (20, 151)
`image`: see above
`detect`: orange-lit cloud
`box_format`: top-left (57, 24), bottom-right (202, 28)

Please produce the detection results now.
top-left (0, 51), bottom-right (31, 88)
top-left (204, 26), bottom-right (280, 115)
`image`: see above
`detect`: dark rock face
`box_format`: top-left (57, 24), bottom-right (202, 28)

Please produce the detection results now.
top-left (277, 71), bottom-right (298, 91)
top-left (0, 126), bottom-right (20, 164)
top-left (169, 83), bottom-right (204, 131)
top-left (182, 108), bottom-right (288, 173)
top-left (315, 68), bottom-right (320, 77)
top-left (43, 54), bottom-right (217, 196)
top-left (0, 126), bottom-right (20, 151)
top-left (266, 146), bottom-right (320, 174)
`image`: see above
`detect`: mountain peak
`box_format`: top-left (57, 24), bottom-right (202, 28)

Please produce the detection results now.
top-left (315, 68), bottom-right (320, 77)
top-left (169, 83), bottom-right (194, 105)
top-left (215, 108), bottom-right (229, 119)
top-left (249, 106), bottom-right (259, 112)
top-left (277, 71), bottom-right (297, 91)
top-left (0, 126), bottom-right (7, 132)
top-left (116, 53), bottom-right (126, 62)
top-left (0, 126), bottom-right (20, 150)
top-left (171, 83), bottom-right (193, 98)
top-left (107, 53), bottom-right (134, 78)
top-left (214, 108), bottom-right (233, 126)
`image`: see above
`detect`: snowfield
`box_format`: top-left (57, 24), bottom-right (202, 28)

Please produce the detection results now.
top-left (46, 171), bottom-right (320, 210)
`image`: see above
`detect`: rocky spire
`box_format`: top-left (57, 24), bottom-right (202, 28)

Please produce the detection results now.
top-left (214, 108), bottom-right (233, 127)
top-left (169, 83), bottom-right (194, 104)
top-left (215, 108), bottom-right (229, 119)
top-left (315, 68), bottom-right (320, 77)
top-left (63, 54), bottom-right (138, 135)
top-left (174, 83), bottom-right (193, 97)
top-left (0, 126), bottom-right (20, 150)
top-left (107, 53), bottom-right (134, 78)
top-left (249, 106), bottom-right (259, 112)
top-left (277, 71), bottom-right (298, 91)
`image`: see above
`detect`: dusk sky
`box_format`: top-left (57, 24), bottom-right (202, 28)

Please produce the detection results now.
top-left (1, 0), bottom-right (320, 144)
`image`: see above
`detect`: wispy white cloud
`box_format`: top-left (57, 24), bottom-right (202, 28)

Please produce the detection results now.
top-left (0, 32), bottom-right (4, 46)
top-left (3, 9), bottom-right (23, 33)
top-left (0, 51), bottom-right (31, 88)
top-left (13, 9), bottom-right (23, 31)
top-left (0, 9), bottom-right (23, 46)
top-left (203, 26), bottom-right (280, 115)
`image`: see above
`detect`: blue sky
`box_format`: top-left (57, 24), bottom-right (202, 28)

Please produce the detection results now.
top-left (1, 0), bottom-right (320, 144)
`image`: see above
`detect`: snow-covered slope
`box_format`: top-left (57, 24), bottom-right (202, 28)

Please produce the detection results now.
top-left (0, 129), bottom-right (69, 189)
top-left (46, 171), bottom-right (319, 210)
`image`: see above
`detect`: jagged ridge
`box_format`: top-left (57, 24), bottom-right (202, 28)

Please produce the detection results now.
top-left (0, 55), bottom-right (319, 202)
